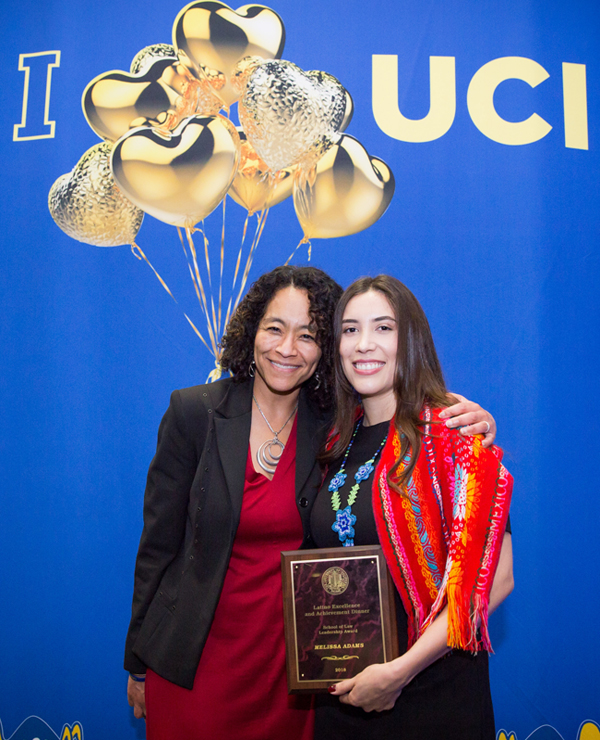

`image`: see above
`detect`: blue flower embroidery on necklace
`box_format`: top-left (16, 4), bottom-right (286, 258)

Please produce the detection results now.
top-left (354, 461), bottom-right (374, 482)
top-left (329, 471), bottom-right (347, 492)
top-left (332, 506), bottom-right (356, 545)
top-left (329, 428), bottom-right (389, 546)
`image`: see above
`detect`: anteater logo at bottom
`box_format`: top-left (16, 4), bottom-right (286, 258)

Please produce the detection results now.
top-left (0, 716), bottom-right (83, 740)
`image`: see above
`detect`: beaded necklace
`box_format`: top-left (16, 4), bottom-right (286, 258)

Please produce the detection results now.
top-left (329, 420), bottom-right (388, 547)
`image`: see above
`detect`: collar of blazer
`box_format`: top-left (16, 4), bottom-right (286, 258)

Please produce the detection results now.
top-left (208, 378), bottom-right (328, 515)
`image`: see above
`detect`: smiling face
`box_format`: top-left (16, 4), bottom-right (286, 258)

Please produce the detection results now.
top-left (253, 286), bottom-right (322, 397)
top-left (339, 290), bottom-right (399, 423)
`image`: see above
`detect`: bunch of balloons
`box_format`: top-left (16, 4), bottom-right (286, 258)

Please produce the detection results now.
top-left (48, 1), bottom-right (395, 359)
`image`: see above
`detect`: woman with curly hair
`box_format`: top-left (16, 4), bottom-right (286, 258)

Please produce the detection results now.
top-left (124, 266), bottom-right (496, 740)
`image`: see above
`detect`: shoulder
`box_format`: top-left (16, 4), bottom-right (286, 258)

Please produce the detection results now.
top-left (163, 377), bottom-right (236, 440)
top-left (175, 376), bottom-right (234, 406)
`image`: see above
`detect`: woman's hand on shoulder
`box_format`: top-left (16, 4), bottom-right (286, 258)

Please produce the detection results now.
top-left (328, 662), bottom-right (406, 712)
top-left (127, 675), bottom-right (146, 719)
top-left (440, 393), bottom-right (496, 448)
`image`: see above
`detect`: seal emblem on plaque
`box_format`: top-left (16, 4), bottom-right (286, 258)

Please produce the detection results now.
top-left (321, 566), bottom-right (349, 595)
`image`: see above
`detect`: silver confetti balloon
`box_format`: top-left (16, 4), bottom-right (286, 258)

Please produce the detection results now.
top-left (49, 142), bottom-right (144, 246)
top-left (130, 44), bottom-right (178, 75)
top-left (239, 60), bottom-right (351, 172)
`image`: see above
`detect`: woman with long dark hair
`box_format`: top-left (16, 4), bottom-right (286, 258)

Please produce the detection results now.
top-left (311, 275), bottom-right (513, 740)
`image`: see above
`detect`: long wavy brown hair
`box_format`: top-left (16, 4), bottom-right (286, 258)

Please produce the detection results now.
top-left (220, 266), bottom-right (343, 411)
top-left (322, 275), bottom-right (452, 493)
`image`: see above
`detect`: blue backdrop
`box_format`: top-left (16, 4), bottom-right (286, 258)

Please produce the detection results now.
top-left (1, 1), bottom-right (599, 739)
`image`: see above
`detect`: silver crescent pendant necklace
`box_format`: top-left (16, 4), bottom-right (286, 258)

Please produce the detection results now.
top-left (253, 393), bottom-right (298, 475)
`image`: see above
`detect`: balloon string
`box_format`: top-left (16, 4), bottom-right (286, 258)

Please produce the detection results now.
top-left (194, 243), bottom-right (218, 356)
top-left (254, 206), bottom-right (269, 253)
top-left (131, 243), bottom-right (177, 302)
top-left (177, 225), bottom-right (187, 255)
top-left (183, 313), bottom-right (213, 355)
top-left (232, 211), bottom-right (263, 312)
top-left (180, 227), bottom-right (207, 314)
top-left (218, 196), bottom-right (226, 336)
top-left (285, 235), bottom-right (311, 265)
top-left (177, 226), bottom-right (207, 311)
top-left (233, 213), bottom-right (249, 289)
top-left (238, 211), bottom-right (263, 298)
top-left (185, 227), bottom-right (218, 356)
top-left (223, 296), bottom-right (234, 335)
top-left (224, 212), bottom-right (250, 331)
top-left (179, 226), bottom-right (219, 356)
top-left (234, 208), bottom-right (269, 310)
top-left (131, 242), bottom-right (213, 353)
top-left (199, 224), bottom-right (212, 286)
top-left (187, 227), bottom-right (215, 337)
top-left (196, 224), bottom-right (219, 342)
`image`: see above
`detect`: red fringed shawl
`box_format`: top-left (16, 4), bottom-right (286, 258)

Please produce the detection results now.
top-left (372, 406), bottom-right (513, 653)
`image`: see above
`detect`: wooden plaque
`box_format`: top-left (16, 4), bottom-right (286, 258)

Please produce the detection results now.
top-left (281, 545), bottom-right (398, 693)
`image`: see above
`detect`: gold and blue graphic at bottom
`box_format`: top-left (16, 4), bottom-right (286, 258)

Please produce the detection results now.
top-left (0, 717), bottom-right (83, 740)
top-left (498, 721), bottom-right (599, 740)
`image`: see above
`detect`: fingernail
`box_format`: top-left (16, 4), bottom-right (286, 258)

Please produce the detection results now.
top-left (439, 410), bottom-right (447, 418)
top-left (445, 419), bottom-right (455, 427)
top-left (328, 685), bottom-right (336, 693)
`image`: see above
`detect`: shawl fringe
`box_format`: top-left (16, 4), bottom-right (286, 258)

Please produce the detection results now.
top-left (446, 585), bottom-right (492, 653)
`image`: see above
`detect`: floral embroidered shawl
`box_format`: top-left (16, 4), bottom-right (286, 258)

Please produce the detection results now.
top-left (372, 406), bottom-right (513, 653)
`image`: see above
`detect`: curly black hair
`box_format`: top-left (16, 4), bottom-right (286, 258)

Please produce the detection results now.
top-left (220, 266), bottom-right (343, 410)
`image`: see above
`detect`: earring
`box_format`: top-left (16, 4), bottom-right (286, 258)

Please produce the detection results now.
top-left (313, 372), bottom-right (321, 390)
top-left (248, 361), bottom-right (256, 378)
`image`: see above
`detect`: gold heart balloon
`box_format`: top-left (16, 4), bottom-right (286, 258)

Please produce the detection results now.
top-left (48, 142), bottom-right (144, 246)
top-left (129, 45), bottom-right (223, 123)
top-left (239, 60), bottom-right (352, 173)
top-left (293, 134), bottom-right (395, 240)
top-left (173, 1), bottom-right (285, 107)
top-left (228, 129), bottom-right (294, 215)
top-left (111, 114), bottom-right (240, 228)
top-left (83, 53), bottom-right (222, 143)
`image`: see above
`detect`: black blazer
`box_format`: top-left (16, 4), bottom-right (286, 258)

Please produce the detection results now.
top-left (124, 377), bottom-right (331, 689)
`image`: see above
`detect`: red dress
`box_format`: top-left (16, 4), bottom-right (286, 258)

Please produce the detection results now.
top-left (145, 418), bottom-right (313, 740)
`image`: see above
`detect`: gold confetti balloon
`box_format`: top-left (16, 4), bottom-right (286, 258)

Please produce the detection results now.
top-left (173, 1), bottom-right (285, 107)
top-left (111, 114), bottom-right (240, 228)
top-left (293, 134), bottom-right (395, 240)
top-left (228, 129), bottom-right (294, 215)
top-left (48, 142), bottom-right (144, 247)
top-left (239, 60), bottom-right (351, 173)
top-left (83, 54), bottom-right (222, 143)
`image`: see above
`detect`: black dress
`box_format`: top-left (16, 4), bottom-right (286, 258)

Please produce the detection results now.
top-left (310, 421), bottom-right (496, 740)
